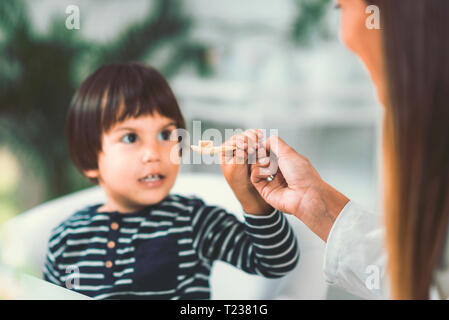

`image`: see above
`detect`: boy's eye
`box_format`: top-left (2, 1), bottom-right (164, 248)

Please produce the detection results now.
top-left (121, 133), bottom-right (138, 144)
top-left (158, 129), bottom-right (176, 141)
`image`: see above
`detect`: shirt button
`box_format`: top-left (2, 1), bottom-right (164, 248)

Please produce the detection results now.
top-left (110, 222), bottom-right (119, 231)
top-left (105, 260), bottom-right (113, 268)
top-left (107, 241), bottom-right (116, 249)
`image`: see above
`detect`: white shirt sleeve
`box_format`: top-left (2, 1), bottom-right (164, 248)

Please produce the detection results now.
top-left (323, 201), bottom-right (389, 299)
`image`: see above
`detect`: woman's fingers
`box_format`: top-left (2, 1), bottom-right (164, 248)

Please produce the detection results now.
top-left (251, 143), bottom-right (279, 183)
top-left (260, 135), bottom-right (294, 158)
top-left (251, 165), bottom-right (273, 181)
top-left (256, 156), bottom-right (270, 167)
top-left (221, 129), bottom-right (265, 165)
top-left (241, 129), bottom-right (261, 154)
top-left (254, 145), bottom-right (270, 167)
top-left (252, 158), bottom-right (277, 174)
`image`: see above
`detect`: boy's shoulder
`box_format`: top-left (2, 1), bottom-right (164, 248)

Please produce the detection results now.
top-left (162, 194), bottom-right (211, 213)
top-left (48, 204), bottom-right (99, 241)
top-left (164, 194), bottom-right (227, 215)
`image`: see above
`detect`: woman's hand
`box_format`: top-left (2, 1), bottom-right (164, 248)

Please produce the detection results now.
top-left (251, 135), bottom-right (350, 241)
top-left (220, 129), bottom-right (273, 215)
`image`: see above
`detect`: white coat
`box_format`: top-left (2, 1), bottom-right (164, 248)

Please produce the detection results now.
top-left (323, 201), bottom-right (449, 299)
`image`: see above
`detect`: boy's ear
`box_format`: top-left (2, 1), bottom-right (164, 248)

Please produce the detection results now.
top-left (84, 169), bottom-right (100, 179)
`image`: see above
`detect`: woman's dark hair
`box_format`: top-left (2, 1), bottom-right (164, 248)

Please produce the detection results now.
top-left (369, 0), bottom-right (449, 299)
top-left (66, 62), bottom-right (185, 182)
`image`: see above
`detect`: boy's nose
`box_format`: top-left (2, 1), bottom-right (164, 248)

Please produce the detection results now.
top-left (142, 147), bottom-right (161, 163)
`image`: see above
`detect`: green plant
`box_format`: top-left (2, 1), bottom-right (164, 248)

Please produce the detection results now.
top-left (290, 0), bottom-right (332, 45)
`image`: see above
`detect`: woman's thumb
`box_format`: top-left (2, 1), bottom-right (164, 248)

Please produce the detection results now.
top-left (263, 135), bottom-right (292, 157)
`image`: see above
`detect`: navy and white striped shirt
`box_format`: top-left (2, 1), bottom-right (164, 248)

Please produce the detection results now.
top-left (43, 194), bottom-right (299, 299)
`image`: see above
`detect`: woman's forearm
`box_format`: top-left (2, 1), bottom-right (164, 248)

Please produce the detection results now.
top-left (294, 180), bottom-right (350, 242)
top-left (319, 181), bottom-right (350, 221)
top-left (319, 181), bottom-right (350, 241)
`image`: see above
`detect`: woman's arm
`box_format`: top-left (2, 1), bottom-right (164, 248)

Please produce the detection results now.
top-left (324, 201), bottom-right (388, 299)
top-left (251, 135), bottom-right (389, 299)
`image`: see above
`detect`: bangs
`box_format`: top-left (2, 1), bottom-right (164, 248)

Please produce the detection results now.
top-left (99, 63), bottom-right (185, 132)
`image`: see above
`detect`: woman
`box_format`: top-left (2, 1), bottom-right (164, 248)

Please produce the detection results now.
top-left (250, 0), bottom-right (449, 299)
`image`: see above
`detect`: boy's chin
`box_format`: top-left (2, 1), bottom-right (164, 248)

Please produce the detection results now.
top-left (136, 190), bottom-right (170, 206)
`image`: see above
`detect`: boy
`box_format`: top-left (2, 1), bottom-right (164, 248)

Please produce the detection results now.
top-left (43, 62), bottom-right (299, 299)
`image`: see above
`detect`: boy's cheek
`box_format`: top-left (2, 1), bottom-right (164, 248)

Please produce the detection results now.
top-left (103, 147), bottom-right (134, 163)
top-left (168, 164), bottom-right (180, 180)
top-left (165, 144), bottom-right (182, 165)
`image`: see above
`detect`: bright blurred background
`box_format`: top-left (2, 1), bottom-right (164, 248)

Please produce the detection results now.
top-left (0, 0), bottom-right (383, 298)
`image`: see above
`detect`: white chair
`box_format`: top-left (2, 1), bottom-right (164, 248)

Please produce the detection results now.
top-left (0, 172), bottom-right (328, 299)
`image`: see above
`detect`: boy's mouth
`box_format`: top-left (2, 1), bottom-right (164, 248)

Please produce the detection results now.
top-left (139, 174), bottom-right (165, 182)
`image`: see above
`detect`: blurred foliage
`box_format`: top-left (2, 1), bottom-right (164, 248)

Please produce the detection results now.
top-left (0, 0), bottom-right (213, 202)
top-left (290, 0), bottom-right (333, 45)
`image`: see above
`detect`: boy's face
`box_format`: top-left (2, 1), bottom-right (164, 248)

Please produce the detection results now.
top-left (85, 113), bottom-right (180, 213)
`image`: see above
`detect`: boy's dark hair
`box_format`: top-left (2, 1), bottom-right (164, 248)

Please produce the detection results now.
top-left (66, 62), bottom-right (186, 182)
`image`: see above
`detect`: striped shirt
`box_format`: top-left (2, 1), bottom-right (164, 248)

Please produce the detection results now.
top-left (43, 194), bottom-right (299, 299)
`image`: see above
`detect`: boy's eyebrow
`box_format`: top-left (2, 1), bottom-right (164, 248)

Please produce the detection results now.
top-left (112, 122), bottom-right (177, 133)
top-left (160, 122), bottom-right (177, 129)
